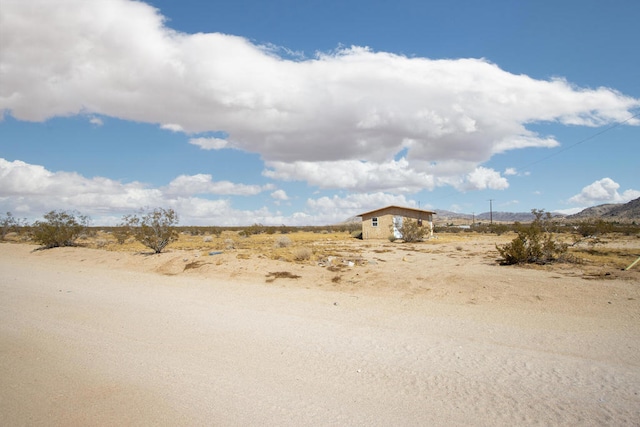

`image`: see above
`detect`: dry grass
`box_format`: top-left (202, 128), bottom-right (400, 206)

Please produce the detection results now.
top-left (570, 247), bottom-right (640, 270)
top-left (48, 230), bottom-right (640, 272)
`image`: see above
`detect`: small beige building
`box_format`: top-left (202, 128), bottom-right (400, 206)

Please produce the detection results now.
top-left (357, 205), bottom-right (436, 240)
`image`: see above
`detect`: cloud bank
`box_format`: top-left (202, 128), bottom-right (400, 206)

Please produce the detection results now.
top-left (1, 0), bottom-right (639, 195)
top-left (0, 157), bottom-right (405, 225)
top-left (568, 178), bottom-right (640, 206)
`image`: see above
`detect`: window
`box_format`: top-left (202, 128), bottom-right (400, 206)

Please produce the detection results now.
top-left (372, 217), bottom-right (378, 227)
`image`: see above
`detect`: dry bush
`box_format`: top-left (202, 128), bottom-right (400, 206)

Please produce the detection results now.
top-left (1, 212), bottom-right (26, 241)
top-left (224, 238), bottom-right (235, 249)
top-left (496, 209), bottom-right (568, 265)
top-left (395, 218), bottom-right (428, 242)
top-left (274, 235), bottom-right (292, 248)
top-left (31, 210), bottom-right (90, 249)
top-left (292, 246), bottom-right (313, 261)
top-left (122, 208), bottom-right (179, 254)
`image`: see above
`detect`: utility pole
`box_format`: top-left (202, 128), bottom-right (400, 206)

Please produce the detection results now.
top-left (488, 199), bottom-right (494, 225)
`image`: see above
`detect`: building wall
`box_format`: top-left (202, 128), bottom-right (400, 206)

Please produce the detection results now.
top-left (360, 207), bottom-right (433, 240)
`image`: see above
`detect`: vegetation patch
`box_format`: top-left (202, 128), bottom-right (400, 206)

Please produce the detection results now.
top-left (266, 271), bottom-right (301, 282)
top-left (31, 210), bottom-right (90, 249)
top-left (496, 210), bottom-right (569, 265)
top-left (183, 260), bottom-right (210, 271)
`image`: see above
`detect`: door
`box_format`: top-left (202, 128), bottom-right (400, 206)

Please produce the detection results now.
top-left (393, 216), bottom-right (403, 239)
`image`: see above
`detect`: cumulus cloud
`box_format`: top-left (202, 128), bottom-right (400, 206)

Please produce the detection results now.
top-left (463, 167), bottom-right (509, 191)
top-left (188, 137), bottom-right (230, 150)
top-left (1, 0), bottom-right (638, 195)
top-left (89, 116), bottom-right (104, 126)
top-left (0, 158), bottom-right (279, 225)
top-left (264, 158), bottom-right (436, 193)
top-left (271, 189), bottom-right (289, 201)
top-left (163, 174), bottom-right (271, 196)
top-left (568, 177), bottom-right (640, 206)
top-left (504, 168), bottom-right (517, 176)
top-left (161, 123), bottom-right (184, 132)
top-left (304, 192), bottom-right (422, 224)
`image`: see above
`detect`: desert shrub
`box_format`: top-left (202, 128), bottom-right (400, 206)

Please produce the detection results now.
top-left (111, 226), bottom-right (130, 244)
top-left (351, 230), bottom-right (363, 239)
top-left (1, 212), bottom-right (26, 240)
top-left (394, 218), bottom-right (427, 243)
top-left (240, 223), bottom-right (265, 237)
top-left (122, 207), bottom-right (179, 253)
top-left (274, 235), bottom-right (292, 248)
top-left (224, 238), bottom-right (235, 249)
top-left (489, 224), bottom-right (510, 235)
top-left (31, 210), bottom-right (90, 249)
top-left (574, 219), bottom-right (614, 238)
top-left (292, 246), bottom-right (313, 261)
top-left (203, 235), bottom-right (214, 243)
top-left (496, 209), bottom-right (568, 265)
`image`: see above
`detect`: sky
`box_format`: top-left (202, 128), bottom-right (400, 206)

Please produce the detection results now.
top-left (1, 0), bottom-right (639, 226)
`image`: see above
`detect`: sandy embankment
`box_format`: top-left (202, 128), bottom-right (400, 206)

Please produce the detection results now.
top-left (1, 241), bottom-right (639, 426)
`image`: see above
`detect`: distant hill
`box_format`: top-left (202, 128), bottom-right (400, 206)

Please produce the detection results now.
top-left (567, 197), bottom-right (640, 222)
top-left (343, 198), bottom-right (640, 226)
top-left (434, 210), bottom-right (540, 223)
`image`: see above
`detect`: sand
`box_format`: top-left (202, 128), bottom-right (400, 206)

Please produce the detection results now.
top-left (1, 237), bottom-right (639, 426)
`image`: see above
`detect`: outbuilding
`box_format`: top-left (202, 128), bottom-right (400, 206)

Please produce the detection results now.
top-left (357, 205), bottom-right (436, 240)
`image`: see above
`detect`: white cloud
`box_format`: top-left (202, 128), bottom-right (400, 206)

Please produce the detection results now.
top-left (1, 0), bottom-right (638, 194)
top-left (161, 123), bottom-right (184, 132)
top-left (0, 158), bottom-right (278, 225)
top-left (568, 177), bottom-right (640, 206)
top-left (460, 166), bottom-right (509, 190)
top-left (504, 168), bottom-right (517, 176)
top-left (305, 192), bottom-right (419, 224)
top-left (188, 137), bottom-right (230, 150)
top-left (163, 174), bottom-right (269, 196)
top-left (89, 116), bottom-right (104, 126)
top-left (271, 189), bottom-right (289, 201)
top-left (264, 158), bottom-right (435, 193)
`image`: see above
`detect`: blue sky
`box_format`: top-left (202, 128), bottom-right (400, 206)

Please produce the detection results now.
top-left (1, 0), bottom-right (638, 226)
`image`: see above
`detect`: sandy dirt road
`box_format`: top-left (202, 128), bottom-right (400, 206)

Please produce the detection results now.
top-left (1, 243), bottom-right (639, 426)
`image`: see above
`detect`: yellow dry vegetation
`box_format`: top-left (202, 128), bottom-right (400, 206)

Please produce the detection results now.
top-left (80, 230), bottom-right (359, 263)
top-left (72, 229), bottom-right (639, 270)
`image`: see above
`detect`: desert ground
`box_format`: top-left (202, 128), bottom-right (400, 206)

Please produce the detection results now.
top-left (1, 232), bottom-right (639, 426)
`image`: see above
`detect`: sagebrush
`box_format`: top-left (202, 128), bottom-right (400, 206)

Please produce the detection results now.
top-left (122, 207), bottom-right (179, 253)
top-left (496, 209), bottom-right (568, 265)
top-left (31, 210), bottom-right (90, 249)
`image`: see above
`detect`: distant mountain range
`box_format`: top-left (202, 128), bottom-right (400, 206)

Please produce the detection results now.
top-left (434, 197), bottom-right (640, 223)
top-left (342, 197), bottom-right (640, 225)
top-left (566, 197), bottom-right (640, 222)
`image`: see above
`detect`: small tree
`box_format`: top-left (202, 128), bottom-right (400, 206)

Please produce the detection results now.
top-left (1, 212), bottom-right (26, 240)
top-left (496, 209), bottom-right (567, 265)
top-left (394, 218), bottom-right (427, 243)
top-left (31, 210), bottom-right (90, 249)
top-left (123, 207), bottom-right (179, 253)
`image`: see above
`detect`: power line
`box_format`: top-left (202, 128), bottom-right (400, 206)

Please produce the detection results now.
top-left (518, 111), bottom-right (640, 172)
top-left (427, 110), bottom-right (640, 209)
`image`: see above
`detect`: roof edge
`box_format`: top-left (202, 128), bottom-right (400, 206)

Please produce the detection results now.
top-left (356, 205), bottom-right (437, 217)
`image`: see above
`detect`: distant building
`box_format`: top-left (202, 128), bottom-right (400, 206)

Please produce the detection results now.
top-left (357, 205), bottom-right (436, 240)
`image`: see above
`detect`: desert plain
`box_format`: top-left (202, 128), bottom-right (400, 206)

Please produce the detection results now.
top-left (1, 231), bottom-right (639, 426)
